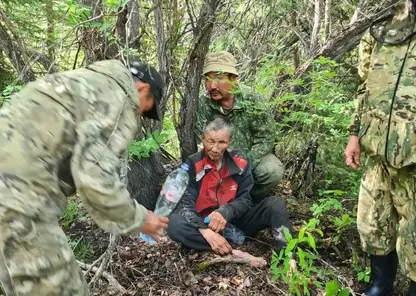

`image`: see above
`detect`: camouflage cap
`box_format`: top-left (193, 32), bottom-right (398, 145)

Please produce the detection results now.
top-left (130, 61), bottom-right (164, 120)
top-left (203, 51), bottom-right (239, 76)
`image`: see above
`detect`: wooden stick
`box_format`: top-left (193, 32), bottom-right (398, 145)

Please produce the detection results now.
top-left (77, 260), bottom-right (127, 294)
top-left (198, 255), bottom-right (250, 270)
top-left (90, 234), bottom-right (119, 286)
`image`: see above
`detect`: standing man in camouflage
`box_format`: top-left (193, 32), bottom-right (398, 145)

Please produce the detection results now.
top-left (345, 1), bottom-right (416, 295)
top-left (196, 51), bottom-right (284, 202)
top-left (0, 59), bottom-right (169, 296)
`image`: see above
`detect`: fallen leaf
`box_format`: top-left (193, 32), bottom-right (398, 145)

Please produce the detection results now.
top-left (219, 282), bottom-right (229, 290)
top-left (202, 276), bottom-right (212, 283)
top-left (242, 276), bottom-right (251, 288)
top-left (230, 276), bottom-right (242, 286)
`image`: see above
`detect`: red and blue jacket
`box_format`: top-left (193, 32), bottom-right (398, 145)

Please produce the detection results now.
top-left (174, 149), bottom-right (254, 229)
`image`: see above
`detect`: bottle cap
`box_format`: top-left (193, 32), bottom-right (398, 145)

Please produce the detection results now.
top-left (181, 163), bottom-right (189, 171)
top-left (204, 217), bottom-right (210, 224)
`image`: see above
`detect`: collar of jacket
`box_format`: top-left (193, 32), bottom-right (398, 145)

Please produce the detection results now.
top-left (195, 149), bottom-right (245, 182)
top-left (86, 60), bottom-right (140, 110)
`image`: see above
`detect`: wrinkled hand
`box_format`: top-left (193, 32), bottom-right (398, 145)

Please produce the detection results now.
top-left (345, 135), bottom-right (361, 169)
top-left (200, 228), bottom-right (232, 255)
top-left (207, 211), bottom-right (227, 232)
top-left (139, 211), bottom-right (169, 242)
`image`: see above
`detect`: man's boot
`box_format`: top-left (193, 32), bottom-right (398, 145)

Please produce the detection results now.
top-left (360, 251), bottom-right (398, 296)
top-left (407, 281), bottom-right (416, 296)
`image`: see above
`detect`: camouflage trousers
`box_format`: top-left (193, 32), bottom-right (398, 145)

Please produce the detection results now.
top-left (251, 153), bottom-right (284, 202)
top-left (357, 156), bottom-right (416, 281)
top-left (0, 207), bottom-right (89, 296)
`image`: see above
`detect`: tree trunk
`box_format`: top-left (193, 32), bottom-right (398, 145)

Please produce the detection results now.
top-left (309, 0), bottom-right (321, 54)
top-left (0, 10), bottom-right (36, 82)
top-left (324, 0), bottom-right (331, 40)
top-left (350, 0), bottom-right (367, 25)
top-left (78, 0), bottom-right (107, 64)
top-left (154, 2), bottom-right (171, 126)
top-left (127, 153), bottom-right (166, 210)
top-left (178, 0), bottom-right (222, 161)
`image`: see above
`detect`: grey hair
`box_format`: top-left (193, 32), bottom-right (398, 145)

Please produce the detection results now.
top-left (202, 116), bottom-right (233, 137)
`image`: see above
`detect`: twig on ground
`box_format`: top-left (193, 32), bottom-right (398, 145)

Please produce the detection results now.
top-left (311, 251), bottom-right (356, 296)
top-left (266, 277), bottom-right (288, 295)
top-left (84, 252), bottom-right (105, 277)
top-left (77, 260), bottom-right (127, 294)
top-left (90, 234), bottom-right (120, 288)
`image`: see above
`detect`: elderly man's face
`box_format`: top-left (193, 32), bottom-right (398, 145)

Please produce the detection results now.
top-left (202, 129), bottom-right (231, 164)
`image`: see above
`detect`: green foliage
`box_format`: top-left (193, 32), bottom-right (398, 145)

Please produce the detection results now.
top-left (325, 280), bottom-right (350, 296)
top-left (271, 219), bottom-right (324, 296)
top-left (357, 268), bottom-right (371, 283)
top-left (68, 236), bottom-right (94, 263)
top-left (0, 85), bottom-right (24, 106)
top-left (60, 200), bottom-right (81, 228)
top-left (273, 56), bottom-right (362, 197)
top-left (128, 130), bottom-right (168, 159)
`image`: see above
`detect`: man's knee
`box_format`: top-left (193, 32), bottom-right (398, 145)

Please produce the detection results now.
top-left (253, 154), bottom-right (284, 186)
top-left (167, 213), bottom-right (187, 241)
top-left (264, 196), bottom-right (287, 213)
top-left (265, 196), bottom-right (292, 229)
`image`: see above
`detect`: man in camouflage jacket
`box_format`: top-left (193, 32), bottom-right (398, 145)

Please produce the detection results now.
top-left (195, 51), bottom-right (284, 202)
top-left (345, 1), bottom-right (416, 295)
top-left (0, 60), bottom-right (169, 296)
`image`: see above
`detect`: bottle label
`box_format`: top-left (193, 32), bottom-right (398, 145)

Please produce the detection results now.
top-left (160, 183), bottom-right (177, 202)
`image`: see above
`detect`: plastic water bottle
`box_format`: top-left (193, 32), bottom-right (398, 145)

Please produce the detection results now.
top-left (140, 163), bottom-right (190, 244)
top-left (204, 216), bottom-right (245, 245)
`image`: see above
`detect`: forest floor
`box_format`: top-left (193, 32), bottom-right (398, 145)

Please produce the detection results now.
top-left (65, 189), bottom-right (409, 296)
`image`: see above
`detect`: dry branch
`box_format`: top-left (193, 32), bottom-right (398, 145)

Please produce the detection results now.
top-left (197, 255), bottom-right (251, 270)
top-left (77, 260), bottom-right (127, 294)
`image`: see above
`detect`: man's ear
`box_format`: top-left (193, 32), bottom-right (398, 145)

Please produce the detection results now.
top-left (135, 80), bottom-right (151, 92)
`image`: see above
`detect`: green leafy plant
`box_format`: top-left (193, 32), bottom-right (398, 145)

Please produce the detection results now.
top-left (68, 237), bottom-right (94, 263)
top-left (128, 130), bottom-right (168, 159)
top-left (357, 268), bottom-right (371, 283)
top-left (0, 84), bottom-right (24, 105)
top-left (325, 280), bottom-right (350, 296)
top-left (60, 200), bottom-right (80, 228)
top-left (271, 218), bottom-right (324, 296)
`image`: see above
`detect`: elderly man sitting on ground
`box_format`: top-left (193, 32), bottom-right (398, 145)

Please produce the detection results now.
top-left (167, 116), bottom-right (293, 263)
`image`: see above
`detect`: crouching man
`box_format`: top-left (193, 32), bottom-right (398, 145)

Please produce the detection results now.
top-left (167, 116), bottom-right (293, 256)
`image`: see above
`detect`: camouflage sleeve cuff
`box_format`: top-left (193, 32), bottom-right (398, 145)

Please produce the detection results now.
top-left (347, 113), bottom-right (361, 136)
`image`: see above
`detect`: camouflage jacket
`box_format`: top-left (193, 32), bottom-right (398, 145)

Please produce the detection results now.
top-left (195, 85), bottom-right (276, 169)
top-left (0, 60), bottom-right (148, 235)
top-left (349, 3), bottom-right (416, 168)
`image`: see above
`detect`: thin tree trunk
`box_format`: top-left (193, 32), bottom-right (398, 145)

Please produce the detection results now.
top-left (350, 0), bottom-right (367, 25)
top-left (178, 0), bottom-right (222, 161)
top-left (291, 12), bottom-right (300, 70)
top-left (324, 0), bottom-right (331, 40)
top-left (45, 0), bottom-right (55, 62)
top-left (310, 0), bottom-right (321, 54)
top-left (154, 1), bottom-right (171, 125)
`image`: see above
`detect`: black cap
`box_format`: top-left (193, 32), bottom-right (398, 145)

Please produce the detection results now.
top-left (130, 61), bottom-right (164, 120)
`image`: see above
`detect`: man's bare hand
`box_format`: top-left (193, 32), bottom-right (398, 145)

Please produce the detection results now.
top-left (207, 211), bottom-right (227, 232)
top-left (200, 228), bottom-right (232, 255)
top-left (139, 211), bottom-right (169, 242)
top-left (345, 135), bottom-right (361, 169)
